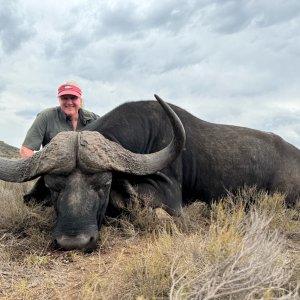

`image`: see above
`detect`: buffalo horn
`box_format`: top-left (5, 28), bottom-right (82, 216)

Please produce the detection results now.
top-left (77, 95), bottom-right (186, 175)
top-left (0, 132), bottom-right (77, 182)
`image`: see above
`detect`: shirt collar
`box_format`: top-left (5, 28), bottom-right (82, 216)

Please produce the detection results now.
top-left (78, 108), bottom-right (94, 125)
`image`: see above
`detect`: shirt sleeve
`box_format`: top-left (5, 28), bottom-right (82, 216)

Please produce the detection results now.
top-left (91, 112), bottom-right (100, 120)
top-left (22, 112), bottom-right (47, 151)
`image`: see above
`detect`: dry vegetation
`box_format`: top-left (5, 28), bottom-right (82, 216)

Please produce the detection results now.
top-left (0, 142), bottom-right (19, 159)
top-left (0, 182), bottom-right (299, 300)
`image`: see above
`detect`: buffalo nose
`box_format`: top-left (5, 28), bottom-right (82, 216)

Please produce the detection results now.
top-left (54, 233), bottom-right (98, 252)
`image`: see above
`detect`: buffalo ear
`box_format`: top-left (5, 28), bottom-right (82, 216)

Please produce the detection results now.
top-left (23, 177), bottom-right (52, 207)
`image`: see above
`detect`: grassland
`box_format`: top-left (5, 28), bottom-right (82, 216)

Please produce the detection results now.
top-left (0, 181), bottom-right (299, 300)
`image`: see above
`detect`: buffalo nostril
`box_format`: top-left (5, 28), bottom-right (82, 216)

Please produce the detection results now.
top-left (54, 233), bottom-right (98, 251)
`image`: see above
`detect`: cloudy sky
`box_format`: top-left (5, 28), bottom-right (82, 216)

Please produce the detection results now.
top-left (1, 0), bottom-right (300, 149)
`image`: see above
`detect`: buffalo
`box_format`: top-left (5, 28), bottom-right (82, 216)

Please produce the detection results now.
top-left (0, 95), bottom-right (299, 251)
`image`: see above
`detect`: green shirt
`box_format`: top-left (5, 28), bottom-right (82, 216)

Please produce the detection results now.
top-left (22, 107), bottom-right (99, 151)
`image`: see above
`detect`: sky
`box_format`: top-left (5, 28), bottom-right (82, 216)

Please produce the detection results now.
top-left (0, 0), bottom-right (300, 149)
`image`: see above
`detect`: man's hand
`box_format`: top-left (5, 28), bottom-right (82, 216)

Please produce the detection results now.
top-left (19, 146), bottom-right (34, 158)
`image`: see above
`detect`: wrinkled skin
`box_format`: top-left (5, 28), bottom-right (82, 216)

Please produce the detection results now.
top-left (44, 170), bottom-right (112, 252)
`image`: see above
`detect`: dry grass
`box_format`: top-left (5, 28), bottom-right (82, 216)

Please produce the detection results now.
top-left (0, 182), bottom-right (299, 299)
top-left (170, 210), bottom-right (296, 299)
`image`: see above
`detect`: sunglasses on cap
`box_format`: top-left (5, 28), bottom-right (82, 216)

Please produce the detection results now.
top-left (60, 95), bottom-right (79, 100)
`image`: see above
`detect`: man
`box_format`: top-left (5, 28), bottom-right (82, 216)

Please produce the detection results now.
top-left (20, 82), bottom-right (99, 158)
top-left (20, 82), bottom-right (99, 204)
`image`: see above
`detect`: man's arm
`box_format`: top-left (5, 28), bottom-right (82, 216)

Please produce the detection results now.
top-left (21, 110), bottom-right (48, 158)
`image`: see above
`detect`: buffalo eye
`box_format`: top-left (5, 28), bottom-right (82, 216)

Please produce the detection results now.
top-left (88, 172), bottom-right (112, 190)
top-left (44, 175), bottom-right (66, 192)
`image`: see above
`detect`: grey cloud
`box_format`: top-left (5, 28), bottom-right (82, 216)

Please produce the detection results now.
top-left (59, 0), bottom-right (204, 41)
top-left (261, 113), bottom-right (300, 148)
top-left (96, 1), bottom-right (199, 36)
top-left (57, 34), bottom-right (90, 60)
top-left (201, 0), bottom-right (300, 34)
top-left (263, 113), bottom-right (300, 131)
top-left (39, 1), bottom-right (205, 83)
top-left (253, 1), bottom-right (300, 27)
top-left (43, 41), bottom-right (59, 59)
top-left (0, 81), bottom-right (7, 94)
top-left (113, 48), bottom-right (135, 70)
top-left (41, 1), bottom-right (205, 73)
top-left (206, 2), bottom-right (252, 34)
top-left (0, 1), bottom-right (35, 53)
top-left (16, 109), bottom-right (38, 120)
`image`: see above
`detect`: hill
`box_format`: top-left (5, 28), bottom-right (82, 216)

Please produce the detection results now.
top-left (0, 141), bottom-right (20, 159)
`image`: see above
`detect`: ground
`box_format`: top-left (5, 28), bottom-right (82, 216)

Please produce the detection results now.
top-left (0, 182), bottom-right (299, 300)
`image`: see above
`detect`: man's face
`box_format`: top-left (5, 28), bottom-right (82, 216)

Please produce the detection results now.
top-left (59, 95), bottom-right (82, 117)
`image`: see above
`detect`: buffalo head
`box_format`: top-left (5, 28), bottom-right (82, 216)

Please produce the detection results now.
top-left (0, 96), bottom-right (185, 251)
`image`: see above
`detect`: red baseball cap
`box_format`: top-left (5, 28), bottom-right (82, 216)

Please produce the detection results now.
top-left (58, 83), bottom-right (82, 97)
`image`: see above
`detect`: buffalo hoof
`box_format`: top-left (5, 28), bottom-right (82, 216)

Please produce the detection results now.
top-left (154, 208), bottom-right (173, 222)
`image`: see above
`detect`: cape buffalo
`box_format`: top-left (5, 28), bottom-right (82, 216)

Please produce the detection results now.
top-left (0, 95), bottom-right (299, 251)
